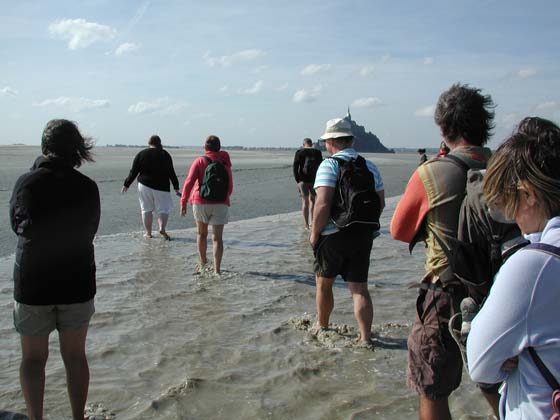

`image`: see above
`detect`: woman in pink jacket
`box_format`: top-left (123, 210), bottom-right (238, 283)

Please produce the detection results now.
top-left (180, 135), bottom-right (233, 275)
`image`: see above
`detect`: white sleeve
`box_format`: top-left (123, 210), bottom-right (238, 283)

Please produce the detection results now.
top-left (466, 251), bottom-right (542, 384)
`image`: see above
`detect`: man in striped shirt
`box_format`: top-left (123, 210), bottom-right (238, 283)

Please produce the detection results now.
top-left (310, 117), bottom-right (385, 345)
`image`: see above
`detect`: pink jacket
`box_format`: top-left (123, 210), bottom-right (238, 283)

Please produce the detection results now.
top-left (180, 151), bottom-right (233, 206)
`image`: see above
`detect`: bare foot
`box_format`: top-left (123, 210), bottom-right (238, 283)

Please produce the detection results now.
top-left (143, 233), bottom-right (153, 239)
top-left (159, 230), bottom-right (171, 241)
top-left (194, 261), bottom-right (209, 274)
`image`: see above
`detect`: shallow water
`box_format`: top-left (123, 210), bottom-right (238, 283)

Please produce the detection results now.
top-left (0, 146), bottom-right (414, 258)
top-left (0, 148), bottom-right (496, 419)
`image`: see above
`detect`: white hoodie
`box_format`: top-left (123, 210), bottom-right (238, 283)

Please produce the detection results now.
top-left (467, 216), bottom-right (560, 419)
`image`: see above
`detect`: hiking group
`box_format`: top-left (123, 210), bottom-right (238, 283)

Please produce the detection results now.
top-left (8, 82), bottom-right (560, 420)
top-left (123, 134), bottom-right (233, 275)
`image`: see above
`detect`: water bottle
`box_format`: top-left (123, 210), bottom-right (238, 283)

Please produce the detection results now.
top-left (460, 297), bottom-right (479, 338)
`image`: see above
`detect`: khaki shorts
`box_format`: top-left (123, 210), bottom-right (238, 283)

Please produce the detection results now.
top-left (193, 204), bottom-right (229, 225)
top-left (297, 182), bottom-right (316, 197)
top-left (13, 299), bottom-right (95, 336)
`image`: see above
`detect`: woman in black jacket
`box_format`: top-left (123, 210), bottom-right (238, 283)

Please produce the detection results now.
top-left (10, 119), bottom-right (100, 420)
top-left (122, 135), bottom-right (180, 240)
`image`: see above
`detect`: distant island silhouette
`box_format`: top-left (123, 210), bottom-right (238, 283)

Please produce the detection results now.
top-left (316, 109), bottom-right (394, 153)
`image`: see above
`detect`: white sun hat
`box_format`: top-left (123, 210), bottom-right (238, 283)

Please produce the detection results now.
top-left (320, 118), bottom-right (353, 140)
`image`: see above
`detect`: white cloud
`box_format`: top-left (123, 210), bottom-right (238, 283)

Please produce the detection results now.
top-left (49, 18), bottom-right (116, 50)
top-left (159, 102), bottom-right (189, 115)
top-left (423, 57), bottom-right (434, 65)
top-left (500, 112), bottom-right (522, 129)
top-left (414, 105), bottom-right (435, 117)
top-left (293, 85), bottom-right (322, 103)
top-left (128, 100), bottom-right (161, 114)
top-left (351, 97), bottom-right (382, 108)
top-left (301, 64), bottom-right (331, 76)
top-left (127, 98), bottom-right (188, 115)
top-left (1, 86), bottom-right (18, 96)
top-left (518, 67), bottom-right (537, 79)
top-left (359, 65), bottom-right (375, 77)
top-left (536, 101), bottom-right (559, 110)
top-left (238, 80), bottom-right (263, 95)
top-left (219, 85), bottom-right (229, 93)
top-left (33, 96), bottom-right (110, 111)
top-left (115, 42), bottom-right (139, 56)
top-left (204, 49), bottom-right (264, 67)
top-left (122, 1), bottom-right (150, 35)
top-left (276, 83), bottom-right (289, 91)
top-left (253, 65), bottom-right (268, 74)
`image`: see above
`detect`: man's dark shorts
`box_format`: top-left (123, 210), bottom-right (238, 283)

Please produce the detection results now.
top-left (407, 286), bottom-right (465, 400)
top-left (313, 225), bottom-right (374, 283)
top-left (297, 181), bottom-right (316, 198)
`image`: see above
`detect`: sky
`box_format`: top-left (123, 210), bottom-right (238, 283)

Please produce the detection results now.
top-left (1, 0), bottom-right (559, 149)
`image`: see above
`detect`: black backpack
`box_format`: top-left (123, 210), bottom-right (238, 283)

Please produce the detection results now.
top-left (329, 155), bottom-right (381, 230)
top-left (301, 150), bottom-right (321, 181)
top-left (199, 156), bottom-right (229, 202)
top-left (434, 155), bottom-right (527, 303)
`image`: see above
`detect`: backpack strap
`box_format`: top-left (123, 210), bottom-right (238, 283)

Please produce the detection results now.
top-left (444, 154), bottom-right (471, 173)
top-left (528, 347), bottom-right (560, 390)
top-left (426, 225), bottom-right (458, 285)
top-left (525, 244), bottom-right (560, 390)
top-left (328, 156), bottom-right (346, 165)
top-left (202, 155), bottom-right (212, 164)
top-left (524, 242), bottom-right (560, 258)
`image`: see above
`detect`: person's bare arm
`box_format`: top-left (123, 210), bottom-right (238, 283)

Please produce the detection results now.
top-left (310, 186), bottom-right (335, 247)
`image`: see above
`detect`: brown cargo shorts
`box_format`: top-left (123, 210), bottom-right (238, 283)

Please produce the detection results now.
top-left (407, 285), bottom-right (465, 400)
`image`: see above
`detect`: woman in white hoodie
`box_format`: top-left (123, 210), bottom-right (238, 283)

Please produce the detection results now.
top-left (467, 117), bottom-right (560, 419)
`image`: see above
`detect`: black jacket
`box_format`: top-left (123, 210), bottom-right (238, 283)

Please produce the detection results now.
top-left (293, 148), bottom-right (323, 183)
top-left (10, 156), bottom-right (100, 305)
top-left (123, 147), bottom-right (180, 191)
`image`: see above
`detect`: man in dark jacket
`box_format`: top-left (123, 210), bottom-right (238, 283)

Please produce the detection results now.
top-left (10, 119), bottom-right (100, 420)
top-left (293, 138), bottom-right (322, 229)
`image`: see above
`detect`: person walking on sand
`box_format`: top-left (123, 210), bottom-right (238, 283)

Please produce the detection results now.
top-left (122, 135), bottom-right (180, 240)
top-left (436, 141), bottom-right (450, 158)
top-left (10, 119), bottom-right (100, 420)
top-left (417, 148), bottom-right (428, 165)
top-left (310, 117), bottom-right (385, 346)
top-left (293, 138), bottom-right (323, 229)
top-left (391, 83), bottom-right (497, 420)
top-left (181, 135), bottom-right (233, 275)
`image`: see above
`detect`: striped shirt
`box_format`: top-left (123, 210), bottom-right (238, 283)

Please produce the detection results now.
top-left (314, 148), bottom-right (384, 235)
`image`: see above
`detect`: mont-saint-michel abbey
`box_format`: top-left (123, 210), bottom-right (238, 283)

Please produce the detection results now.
top-left (317, 109), bottom-right (394, 153)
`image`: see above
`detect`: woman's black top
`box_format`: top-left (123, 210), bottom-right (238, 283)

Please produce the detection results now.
top-left (123, 147), bottom-right (180, 192)
top-left (10, 156), bottom-right (100, 305)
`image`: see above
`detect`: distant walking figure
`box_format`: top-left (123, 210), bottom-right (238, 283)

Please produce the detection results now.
top-left (436, 141), bottom-right (450, 158)
top-left (417, 148), bottom-right (428, 165)
top-left (122, 135), bottom-right (180, 240)
top-left (293, 138), bottom-right (323, 229)
top-left (10, 119), bottom-right (100, 420)
top-left (181, 135), bottom-right (233, 275)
